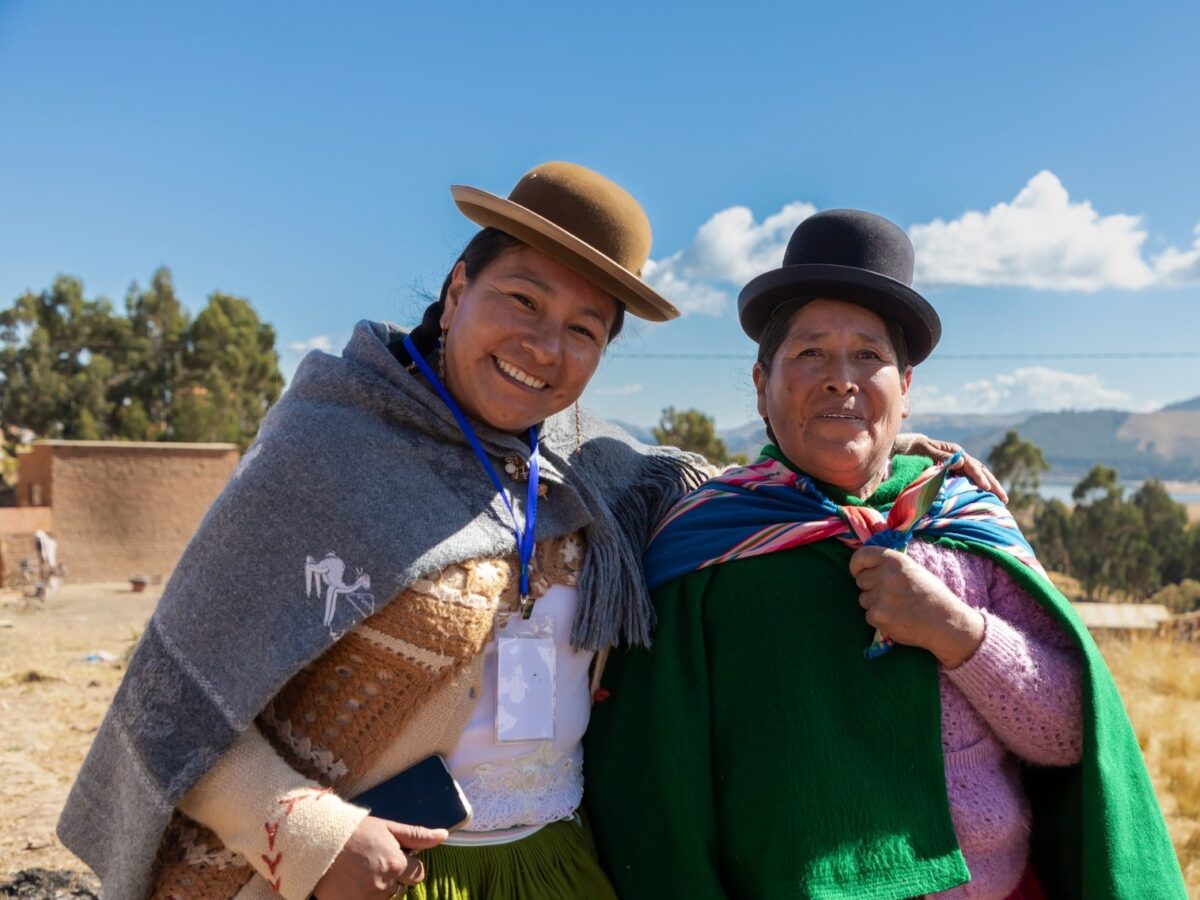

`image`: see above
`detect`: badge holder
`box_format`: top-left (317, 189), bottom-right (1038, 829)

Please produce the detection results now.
top-left (494, 611), bottom-right (556, 743)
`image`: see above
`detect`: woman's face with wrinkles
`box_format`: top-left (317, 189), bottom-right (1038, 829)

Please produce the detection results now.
top-left (753, 299), bottom-right (912, 495)
top-left (439, 245), bottom-right (618, 434)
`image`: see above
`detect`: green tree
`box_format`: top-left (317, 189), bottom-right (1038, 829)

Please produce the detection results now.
top-left (1186, 524), bottom-right (1200, 582)
top-left (986, 430), bottom-right (1049, 517)
top-left (1068, 466), bottom-right (1158, 600)
top-left (119, 268), bottom-right (192, 440)
top-left (0, 270), bottom-right (282, 456)
top-left (653, 406), bottom-right (730, 464)
top-left (1131, 480), bottom-right (1189, 585)
top-left (172, 292), bottom-right (283, 446)
top-left (0, 275), bottom-right (133, 441)
top-left (1032, 498), bottom-right (1073, 575)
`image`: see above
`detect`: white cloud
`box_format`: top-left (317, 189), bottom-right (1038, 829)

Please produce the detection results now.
top-left (641, 261), bottom-right (731, 317)
top-left (646, 202), bottom-right (816, 316)
top-left (911, 171), bottom-right (1158, 291)
top-left (287, 334), bottom-right (335, 354)
top-left (592, 383), bottom-right (643, 397)
top-left (1154, 224), bottom-right (1200, 285)
top-left (912, 366), bottom-right (1152, 415)
top-left (647, 171), bottom-right (1200, 317)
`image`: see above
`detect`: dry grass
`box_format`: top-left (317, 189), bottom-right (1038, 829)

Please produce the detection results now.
top-left (1, 584), bottom-right (1197, 894)
top-left (1099, 634), bottom-right (1200, 894)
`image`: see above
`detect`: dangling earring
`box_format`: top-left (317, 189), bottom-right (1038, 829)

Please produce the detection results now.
top-left (574, 401), bottom-right (582, 451)
top-left (437, 327), bottom-right (447, 382)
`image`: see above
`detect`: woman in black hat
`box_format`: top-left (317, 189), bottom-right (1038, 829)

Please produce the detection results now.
top-left (585, 211), bottom-right (1185, 899)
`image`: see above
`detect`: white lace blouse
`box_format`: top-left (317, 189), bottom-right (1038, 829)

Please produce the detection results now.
top-left (445, 583), bottom-right (593, 835)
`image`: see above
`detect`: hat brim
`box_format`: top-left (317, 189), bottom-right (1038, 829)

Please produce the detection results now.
top-left (737, 264), bottom-right (941, 364)
top-left (451, 185), bottom-right (679, 322)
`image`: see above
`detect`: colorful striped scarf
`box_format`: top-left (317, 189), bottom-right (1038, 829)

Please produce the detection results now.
top-left (645, 448), bottom-right (1043, 592)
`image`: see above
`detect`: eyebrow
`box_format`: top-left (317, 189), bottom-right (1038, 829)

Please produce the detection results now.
top-left (787, 329), bottom-right (890, 344)
top-left (506, 271), bottom-right (554, 294)
top-left (501, 270), bottom-right (613, 328)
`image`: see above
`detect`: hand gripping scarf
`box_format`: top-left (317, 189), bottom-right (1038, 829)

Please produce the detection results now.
top-left (640, 447), bottom-right (1186, 898)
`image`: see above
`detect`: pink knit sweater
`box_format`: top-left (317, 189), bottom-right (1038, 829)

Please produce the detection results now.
top-left (905, 541), bottom-right (1084, 900)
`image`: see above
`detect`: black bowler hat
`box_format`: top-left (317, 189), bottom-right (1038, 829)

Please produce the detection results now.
top-left (737, 209), bottom-right (941, 364)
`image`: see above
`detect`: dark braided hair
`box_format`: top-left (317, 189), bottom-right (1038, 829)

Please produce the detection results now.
top-left (399, 227), bottom-right (627, 365)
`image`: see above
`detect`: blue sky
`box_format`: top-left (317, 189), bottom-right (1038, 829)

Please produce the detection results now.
top-left (2, 0), bottom-right (1198, 430)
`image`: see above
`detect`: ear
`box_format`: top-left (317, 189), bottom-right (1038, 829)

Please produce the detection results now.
top-left (440, 261), bottom-right (468, 331)
top-left (899, 366), bottom-right (913, 419)
top-left (752, 361), bottom-right (769, 420)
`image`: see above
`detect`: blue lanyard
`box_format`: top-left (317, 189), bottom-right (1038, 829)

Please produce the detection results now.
top-left (404, 335), bottom-right (540, 614)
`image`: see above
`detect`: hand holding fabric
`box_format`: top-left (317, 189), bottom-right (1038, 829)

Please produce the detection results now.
top-left (893, 433), bottom-right (1008, 502)
top-left (849, 545), bottom-right (985, 669)
top-left (313, 817), bottom-right (447, 899)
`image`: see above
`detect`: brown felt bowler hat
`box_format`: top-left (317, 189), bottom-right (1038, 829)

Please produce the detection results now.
top-left (452, 162), bottom-right (679, 321)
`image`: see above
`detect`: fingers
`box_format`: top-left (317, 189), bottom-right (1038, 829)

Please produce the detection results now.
top-left (924, 439), bottom-right (954, 460)
top-left (948, 453), bottom-right (1009, 502)
top-left (396, 852), bottom-right (425, 886)
top-left (848, 545), bottom-right (890, 579)
top-left (385, 821), bottom-right (449, 850)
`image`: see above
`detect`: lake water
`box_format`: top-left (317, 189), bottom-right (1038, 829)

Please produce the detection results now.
top-left (1038, 481), bottom-right (1200, 506)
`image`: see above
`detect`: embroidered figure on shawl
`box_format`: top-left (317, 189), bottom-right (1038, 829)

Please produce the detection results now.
top-left (304, 552), bottom-right (375, 636)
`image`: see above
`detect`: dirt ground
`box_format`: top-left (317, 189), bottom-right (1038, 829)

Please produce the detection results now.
top-left (2, 582), bottom-right (1197, 894)
top-left (0, 582), bottom-right (161, 877)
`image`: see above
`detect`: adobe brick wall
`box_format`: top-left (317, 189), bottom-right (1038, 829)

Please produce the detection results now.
top-left (0, 507), bottom-right (55, 535)
top-left (16, 444), bottom-right (54, 506)
top-left (32, 441), bottom-right (239, 583)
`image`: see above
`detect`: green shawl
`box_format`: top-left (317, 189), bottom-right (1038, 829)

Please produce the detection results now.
top-left (585, 457), bottom-right (1185, 899)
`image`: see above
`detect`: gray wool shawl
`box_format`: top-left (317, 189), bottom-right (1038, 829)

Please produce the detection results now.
top-left (57, 320), bottom-right (705, 898)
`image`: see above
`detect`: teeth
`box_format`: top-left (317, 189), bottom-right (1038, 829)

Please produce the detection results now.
top-left (496, 358), bottom-right (547, 389)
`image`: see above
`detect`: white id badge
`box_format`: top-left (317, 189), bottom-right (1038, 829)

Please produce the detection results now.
top-left (495, 613), bottom-right (556, 742)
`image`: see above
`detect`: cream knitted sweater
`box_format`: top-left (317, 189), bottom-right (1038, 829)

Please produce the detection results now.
top-left (151, 534), bottom-right (586, 900)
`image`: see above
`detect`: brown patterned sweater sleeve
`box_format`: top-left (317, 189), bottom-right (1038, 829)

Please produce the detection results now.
top-left (179, 723), bottom-right (369, 900)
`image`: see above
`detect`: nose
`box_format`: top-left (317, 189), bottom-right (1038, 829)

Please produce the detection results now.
top-left (822, 356), bottom-right (858, 395)
top-left (521, 327), bottom-right (562, 365)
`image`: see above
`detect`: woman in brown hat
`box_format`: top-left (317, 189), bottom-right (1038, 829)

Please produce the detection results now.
top-left (58, 160), bottom-right (692, 900)
top-left (585, 210), bottom-right (1186, 899)
top-left (57, 168), bottom-right (989, 900)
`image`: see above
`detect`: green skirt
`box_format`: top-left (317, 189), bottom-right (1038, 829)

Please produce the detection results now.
top-left (407, 817), bottom-right (618, 900)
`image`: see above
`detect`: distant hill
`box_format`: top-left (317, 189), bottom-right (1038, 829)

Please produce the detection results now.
top-left (720, 396), bottom-right (1200, 482)
top-left (610, 420), bottom-right (655, 444)
top-left (1163, 396), bottom-right (1200, 412)
top-left (721, 420), bottom-right (768, 459)
top-left (612, 396), bottom-right (1200, 483)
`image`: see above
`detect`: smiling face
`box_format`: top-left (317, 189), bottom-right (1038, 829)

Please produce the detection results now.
top-left (753, 299), bottom-right (913, 496)
top-left (439, 245), bottom-right (619, 434)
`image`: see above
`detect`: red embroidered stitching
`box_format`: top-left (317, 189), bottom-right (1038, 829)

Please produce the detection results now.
top-left (264, 820), bottom-right (279, 850)
top-left (278, 785), bottom-right (334, 816)
top-left (261, 851), bottom-right (282, 875)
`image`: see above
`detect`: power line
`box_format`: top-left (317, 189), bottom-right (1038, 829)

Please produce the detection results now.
top-left (610, 351), bottom-right (1200, 361)
top-left (12, 339), bottom-right (1200, 362)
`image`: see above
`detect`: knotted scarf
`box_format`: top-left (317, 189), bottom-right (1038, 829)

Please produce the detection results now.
top-left (645, 444), bottom-right (1042, 589)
